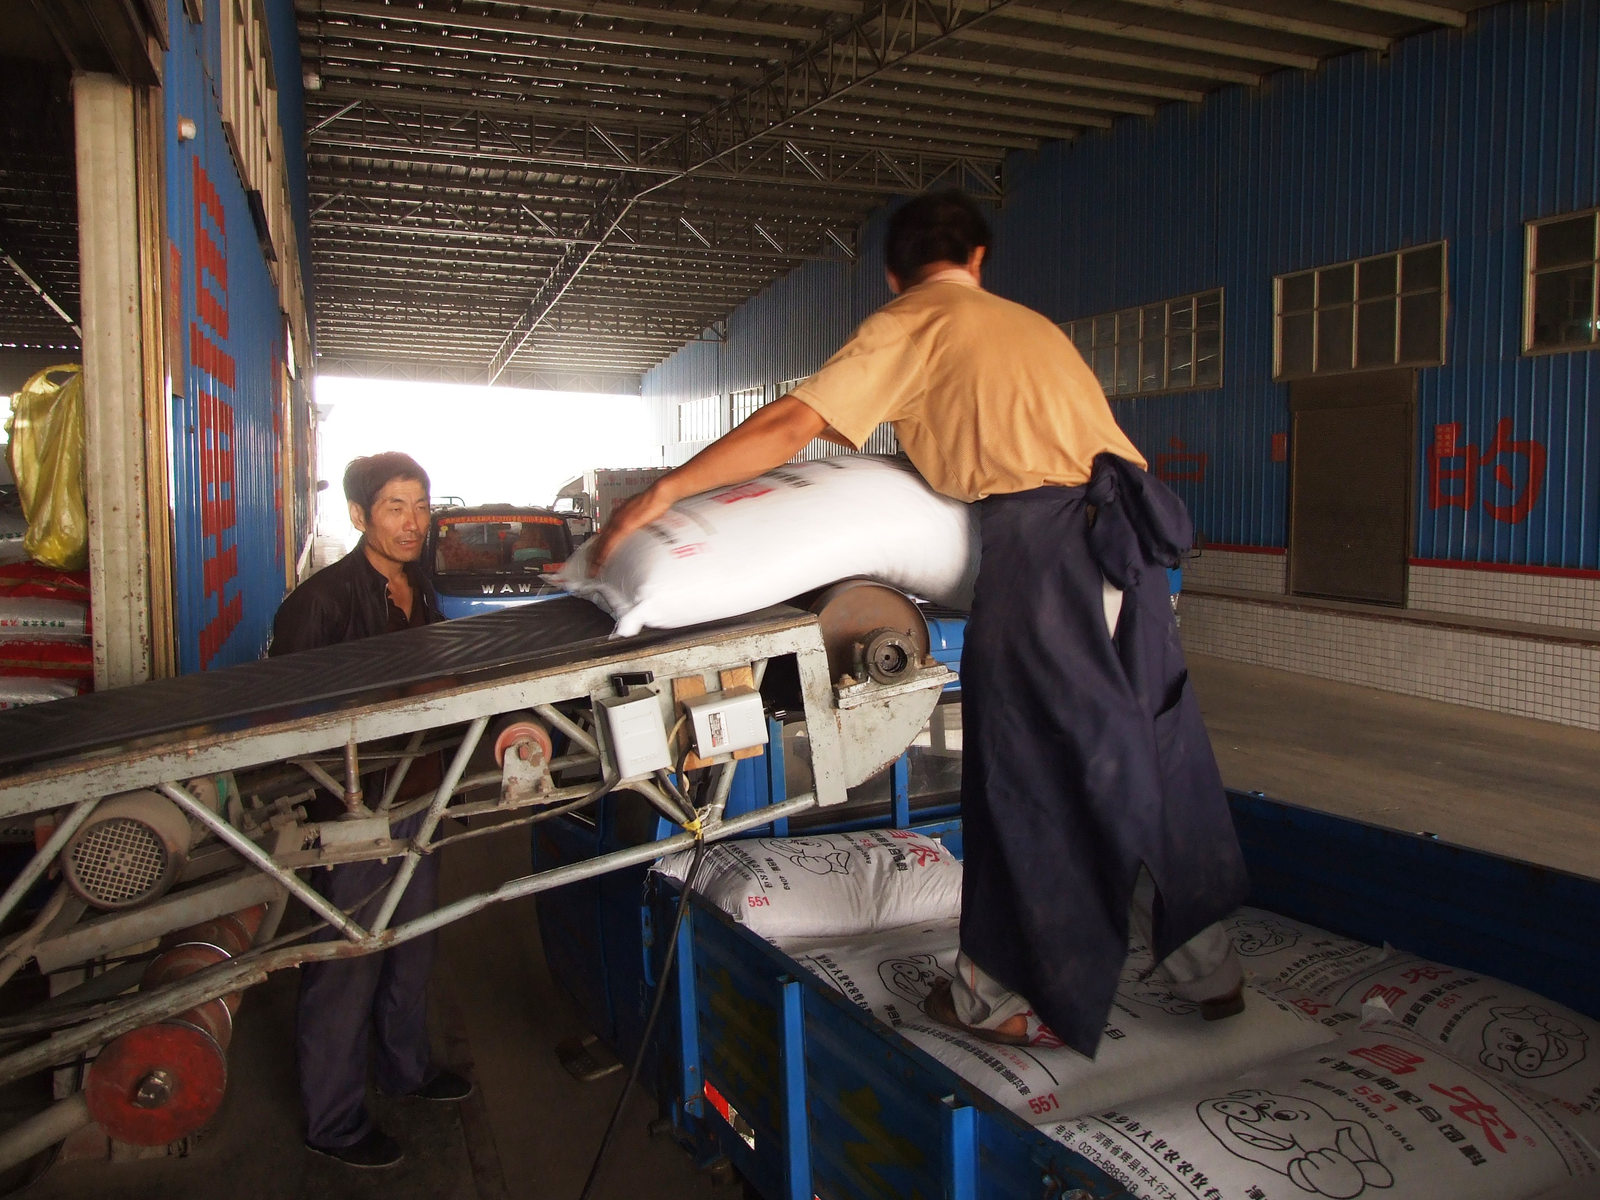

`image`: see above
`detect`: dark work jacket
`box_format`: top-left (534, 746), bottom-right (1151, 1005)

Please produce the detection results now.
top-left (958, 453), bottom-right (1248, 1056)
top-left (269, 539), bottom-right (443, 657)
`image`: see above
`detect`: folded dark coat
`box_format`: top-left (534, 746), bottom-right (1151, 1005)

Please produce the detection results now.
top-left (958, 453), bottom-right (1248, 1056)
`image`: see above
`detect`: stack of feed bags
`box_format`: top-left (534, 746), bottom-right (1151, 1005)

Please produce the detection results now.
top-left (0, 561), bottom-right (91, 707)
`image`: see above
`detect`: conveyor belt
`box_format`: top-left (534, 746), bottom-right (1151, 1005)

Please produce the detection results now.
top-left (0, 598), bottom-right (809, 777)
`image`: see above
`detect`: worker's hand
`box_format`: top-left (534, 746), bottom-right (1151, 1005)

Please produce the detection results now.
top-left (587, 483), bottom-right (673, 571)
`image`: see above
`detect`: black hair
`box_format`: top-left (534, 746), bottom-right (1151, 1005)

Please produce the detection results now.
top-left (884, 189), bottom-right (993, 284)
top-left (343, 452), bottom-right (430, 518)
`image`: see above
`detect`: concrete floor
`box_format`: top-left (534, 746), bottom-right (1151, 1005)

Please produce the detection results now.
top-left (23, 656), bottom-right (1600, 1196)
top-left (1189, 654), bottom-right (1600, 881)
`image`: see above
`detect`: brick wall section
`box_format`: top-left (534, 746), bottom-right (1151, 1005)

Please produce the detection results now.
top-left (1183, 549), bottom-right (1286, 595)
top-left (1408, 566), bottom-right (1600, 633)
top-left (1180, 594), bottom-right (1600, 731)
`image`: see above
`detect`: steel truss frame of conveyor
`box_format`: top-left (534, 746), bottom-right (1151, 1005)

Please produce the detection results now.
top-left (0, 599), bottom-right (953, 1092)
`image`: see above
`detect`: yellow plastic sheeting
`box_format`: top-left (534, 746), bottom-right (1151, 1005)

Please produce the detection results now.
top-left (6, 364), bottom-right (87, 571)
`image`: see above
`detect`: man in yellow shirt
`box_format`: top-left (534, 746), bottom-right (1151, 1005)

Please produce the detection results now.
top-left (593, 190), bottom-right (1247, 1056)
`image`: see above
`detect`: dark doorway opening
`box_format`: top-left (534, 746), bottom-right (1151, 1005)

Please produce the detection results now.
top-left (1288, 369), bottom-right (1414, 606)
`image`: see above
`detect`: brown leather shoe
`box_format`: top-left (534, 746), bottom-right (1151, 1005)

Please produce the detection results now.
top-left (924, 978), bottom-right (1032, 1045)
top-left (1200, 984), bottom-right (1246, 1021)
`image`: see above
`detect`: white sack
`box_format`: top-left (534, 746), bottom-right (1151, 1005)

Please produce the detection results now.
top-left (0, 597), bottom-right (87, 641)
top-left (1045, 1022), bottom-right (1599, 1200)
top-left (559, 456), bottom-right (979, 636)
top-left (653, 830), bottom-right (962, 940)
top-left (0, 677), bottom-right (79, 708)
top-left (781, 922), bottom-right (1335, 1125)
top-left (1225, 906), bottom-right (1390, 995)
top-left (1310, 953), bottom-right (1600, 1126)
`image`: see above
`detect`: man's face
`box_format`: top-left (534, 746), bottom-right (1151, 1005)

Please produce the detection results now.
top-left (351, 477), bottom-right (431, 565)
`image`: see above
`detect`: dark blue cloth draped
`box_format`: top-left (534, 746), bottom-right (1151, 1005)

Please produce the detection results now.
top-left (958, 453), bottom-right (1248, 1056)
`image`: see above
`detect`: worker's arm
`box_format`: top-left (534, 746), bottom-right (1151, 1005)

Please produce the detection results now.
top-left (588, 395), bottom-right (836, 568)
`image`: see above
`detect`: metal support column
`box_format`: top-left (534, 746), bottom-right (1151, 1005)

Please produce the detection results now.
top-left (676, 902), bottom-right (703, 1118)
top-left (891, 754), bottom-right (911, 829)
top-left (74, 72), bottom-right (153, 689)
top-left (941, 1098), bottom-right (978, 1200)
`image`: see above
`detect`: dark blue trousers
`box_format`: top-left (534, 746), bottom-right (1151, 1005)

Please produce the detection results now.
top-left (297, 812), bottom-right (440, 1149)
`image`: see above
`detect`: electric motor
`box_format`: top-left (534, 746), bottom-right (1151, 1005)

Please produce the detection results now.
top-left (58, 791), bottom-right (193, 910)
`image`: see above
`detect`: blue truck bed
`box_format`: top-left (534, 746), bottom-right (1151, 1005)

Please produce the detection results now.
top-left (535, 781), bottom-right (1600, 1200)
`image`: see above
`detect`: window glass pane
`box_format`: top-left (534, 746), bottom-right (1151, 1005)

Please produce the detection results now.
top-left (1070, 324), bottom-right (1093, 355)
top-left (1170, 299), bottom-right (1194, 334)
top-left (1167, 334), bottom-right (1194, 388)
top-left (1316, 304), bottom-right (1354, 372)
top-left (1093, 316), bottom-right (1116, 347)
top-left (1358, 254), bottom-right (1397, 300)
top-left (1092, 346), bottom-right (1115, 390)
top-left (1535, 214), bottom-right (1598, 271)
top-left (1195, 328), bottom-right (1222, 387)
top-left (1356, 298), bottom-right (1397, 368)
top-left (1117, 309), bottom-right (1139, 343)
top-left (1115, 342), bottom-right (1139, 394)
top-left (1399, 292), bottom-right (1445, 362)
top-left (1279, 312), bottom-right (1314, 376)
top-left (1280, 273), bottom-right (1315, 313)
top-left (1319, 263), bottom-right (1355, 306)
top-left (1140, 335), bottom-right (1165, 391)
top-left (1402, 244), bottom-right (1444, 292)
top-left (1197, 291), bottom-right (1222, 328)
top-left (1530, 265), bottom-right (1597, 348)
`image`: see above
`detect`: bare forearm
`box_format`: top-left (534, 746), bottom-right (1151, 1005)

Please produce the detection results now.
top-left (653, 395), bottom-right (828, 505)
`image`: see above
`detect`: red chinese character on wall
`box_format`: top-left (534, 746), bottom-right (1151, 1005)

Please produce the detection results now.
top-left (1427, 419), bottom-right (1547, 524)
top-left (191, 160), bottom-right (241, 668)
top-left (1350, 1044), bottom-right (1426, 1076)
top-left (1154, 437), bottom-right (1207, 483)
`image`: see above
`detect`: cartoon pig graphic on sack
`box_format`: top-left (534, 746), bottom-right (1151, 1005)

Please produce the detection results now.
top-left (761, 837), bottom-right (851, 875)
top-left (878, 953), bottom-right (949, 1011)
top-left (1228, 917), bottom-right (1301, 958)
top-left (1480, 1005), bottom-right (1589, 1080)
top-left (1198, 1090), bottom-right (1394, 1197)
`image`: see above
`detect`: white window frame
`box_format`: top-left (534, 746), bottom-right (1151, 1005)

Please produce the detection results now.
top-left (730, 385), bottom-right (766, 427)
top-left (676, 395), bottom-right (721, 443)
top-left (1524, 207), bottom-right (1600, 355)
top-left (1062, 289), bottom-right (1224, 400)
top-left (1274, 242), bottom-right (1448, 380)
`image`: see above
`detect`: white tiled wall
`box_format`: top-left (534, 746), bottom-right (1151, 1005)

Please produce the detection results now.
top-left (1181, 594), bottom-right (1600, 731)
top-left (1183, 549), bottom-right (1286, 595)
top-left (1409, 565), bottom-right (1600, 632)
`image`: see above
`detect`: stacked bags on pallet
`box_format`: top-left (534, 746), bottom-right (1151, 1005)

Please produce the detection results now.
top-left (0, 562), bottom-right (91, 707)
top-left (560, 456), bottom-right (978, 636)
top-left (658, 838), bottom-right (1600, 1199)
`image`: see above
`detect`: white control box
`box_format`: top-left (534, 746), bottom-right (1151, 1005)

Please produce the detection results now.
top-left (683, 688), bottom-right (768, 759)
top-left (598, 691), bottom-right (672, 780)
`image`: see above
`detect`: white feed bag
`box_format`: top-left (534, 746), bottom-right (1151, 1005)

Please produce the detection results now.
top-left (1225, 906), bottom-right (1391, 995)
top-left (0, 677), bottom-right (79, 708)
top-left (1045, 1022), bottom-right (1599, 1200)
top-left (1311, 953), bottom-right (1600, 1126)
top-left (782, 922), bottom-right (1335, 1125)
top-left (654, 830), bottom-right (962, 940)
top-left (559, 456), bottom-right (979, 636)
top-left (0, 597), bottom-right (88, 642)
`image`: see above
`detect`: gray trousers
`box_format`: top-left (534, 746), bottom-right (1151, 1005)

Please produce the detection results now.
top-left (952, 866), bottom-right (1242, 1031)
top-left (297, 812), bottom-right (440, 1149)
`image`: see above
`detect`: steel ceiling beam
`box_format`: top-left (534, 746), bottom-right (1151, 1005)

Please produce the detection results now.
top-left (486, 0), bottom-right (1028, 381)
top-left (1320, 0), bottom-right (1466, 26)
top-left (1105, 0), bottom-right (1392, 49)
top-left (896, 51), bottom-right (1206, 102)
top-left (946, 27), bottom-right (1262, 85)
top-left (978, 5), bottom-right (1322, 69)
top-left (301, 1), bottom-right (787, 60)
top-left (871, 69), bottom-right (1159, 116)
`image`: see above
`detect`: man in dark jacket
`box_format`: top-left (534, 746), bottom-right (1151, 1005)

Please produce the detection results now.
top-left (271, 452), bottom-right (471, 1169)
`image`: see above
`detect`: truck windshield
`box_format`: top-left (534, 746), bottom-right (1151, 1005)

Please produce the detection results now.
top-left (433, 515), bottom-right (572, 575)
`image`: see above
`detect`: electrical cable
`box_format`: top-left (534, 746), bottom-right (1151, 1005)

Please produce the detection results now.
top-left (576, 835), bottom-right (708, 1200)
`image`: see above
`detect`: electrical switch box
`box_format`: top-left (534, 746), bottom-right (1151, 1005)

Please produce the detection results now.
top-left (598, 691), bottom-right (672, 780)
top-left (682, 688), bottom-right (768, 759)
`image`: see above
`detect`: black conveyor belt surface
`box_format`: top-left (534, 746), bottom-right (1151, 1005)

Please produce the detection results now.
top-left (0, 598), bottom-right (804, 777)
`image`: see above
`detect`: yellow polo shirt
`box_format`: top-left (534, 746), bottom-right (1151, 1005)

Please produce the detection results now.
top-left (788, 276), bottom-right (1145, 503)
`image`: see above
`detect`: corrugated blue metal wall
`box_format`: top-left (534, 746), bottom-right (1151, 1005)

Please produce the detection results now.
top-left (642, 0), bottom-right (1600, 568)
top-left (165, 0), bottom-right (306, 672)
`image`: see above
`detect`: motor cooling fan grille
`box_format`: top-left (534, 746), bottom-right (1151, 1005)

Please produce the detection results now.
top-left (66, 817), bottom-right (170, 906)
